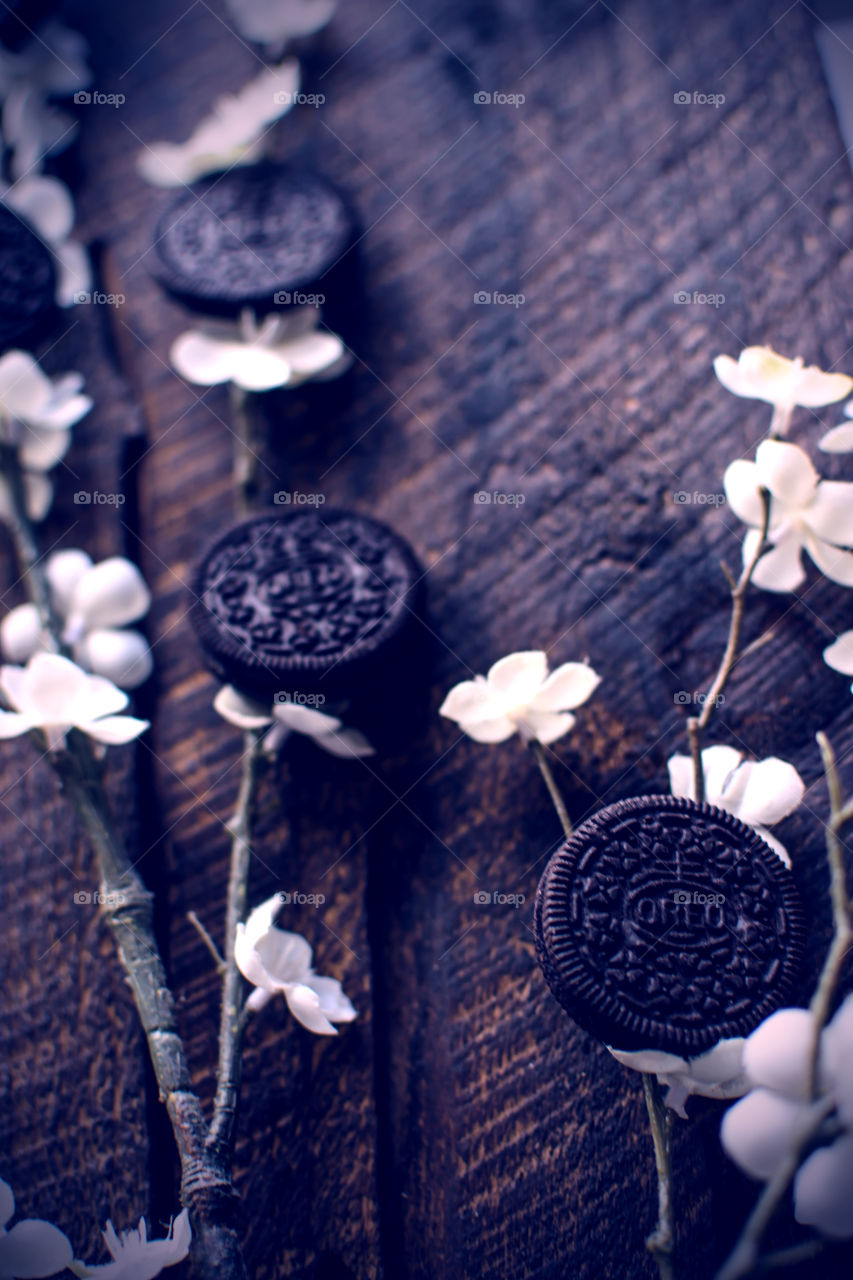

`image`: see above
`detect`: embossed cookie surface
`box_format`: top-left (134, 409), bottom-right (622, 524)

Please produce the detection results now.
top-left (534, 795), bottom-right (804, 1055)
top-left (191, 511), bottom-right (421, 697)
top-left (153, 165), bottom-right (353, 314)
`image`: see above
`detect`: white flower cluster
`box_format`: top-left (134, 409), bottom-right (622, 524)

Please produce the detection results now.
top-left (0, 21), bottom-right (91, 305)
top-left (0, 349), bottom-right (91, 522)
top-left (0, 1175), bottom-right (190, 1279)
top-left (721, 1003), bottom-right (853, 1239)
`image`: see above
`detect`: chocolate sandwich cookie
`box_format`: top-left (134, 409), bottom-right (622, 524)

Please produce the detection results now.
top-left (152, 164), bottom-right (355, 317)
top-left (535, 795), bottom-right (804, 1056)
top-left (191, 509), bottom-right (421, 699)
top-left (0, 204), bottom-right (57, 349)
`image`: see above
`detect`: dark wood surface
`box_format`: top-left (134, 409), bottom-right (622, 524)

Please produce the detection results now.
top-left (2, 1), bottom-right (853, 1277)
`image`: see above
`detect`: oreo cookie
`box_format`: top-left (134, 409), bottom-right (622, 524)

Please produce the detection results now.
top-left (190, 510), bottom-right (421, 699)
top-left (534, 795), bottom-right (804, 1056)
top-left (152, 164), bottom-right (355, 317)
top-left (0, 204), bottom-right (57, 349)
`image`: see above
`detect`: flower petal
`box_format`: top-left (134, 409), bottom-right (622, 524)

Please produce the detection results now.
top-left (805, 534), bottom-right (853, 588)
top-left (438, 678), bottom-right (496, 725)
top-left (700, 745), bottom-right (743, 805)
top-left (0, 710), bottom-right (35, 737)
top-left (753, 826), bottom-right (792, 868)
top-left (528, 662), bottom-right (600, 712)
top-left (487, 650), bottom-right (548, 702)
top-left (255, 926), bottom-right (315, 986)
top-left (283, 329), bottom-right (346, 382)
top-left (755, 440), bottom-right (818, 507)
top-left (24, 472), bottom-right (54, 522)
top-left (824, 632), bottom-right (853, 677)
top-left (306, 973), bottom-right (358, 1023)
top-left (84, 714), bottom-right (149, 745)
top-left (46, 549), bottom-right (92, 614)
top-left (18, 425), bottom-right (70, 471)
top-left (213, 684), bottom-right (271, 729)
top-left (792, 365), bottom-right (853, 408)
top-left (724, 757), bottom-right (804, 827)
top-left (667, 753), bottom-right (696, 801)
top-left (19, 651), bottom-right (89, 718)
top-left (795, 1136), bottom-right (853, 1238)
top-left (284, 982), bottom-right (340, 1035)
top-left (751, 532), bottom-right (806, 593)
top-left (0, 603), bottom-right (44, 663)
top-left (720, 1088), bottom-right (805, 1180)
top-left (52, 237), bottom-right (92, 309)
top-left (0, 1177), bottom-right (14, 1227)
top-left (460, 715), bottom-right (517, 743)
top-left (272, 702), bottom-right (342, 736)
top-left (723, 459), bottom-right (764, 527)
top-left (743, 1008), bottom-right (816, 1097)
top-left (68, 558), bottom-right (151, 632)
top-left (807, 481), bottom-right (853, 546)
top-left (0, 349), bottom-right (50, 419)
top-left (3, 173), bottom-right (73, 241)
top-left (75, 629), bottom-right (153, 689)
top-left (0, 1217), bottom-right (73, 1278)
top-left (518, 709), bottom-right (575, 744)
top-left (820, 422), bottom-right (853, 453)
top-left (313, 727), bottom-right (375, 758)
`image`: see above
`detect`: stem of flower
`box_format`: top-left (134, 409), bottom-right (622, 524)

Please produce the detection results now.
top-left (529, 739), bottom-right (573, 839)
top-left (53, 738), bottom-right (249, 1280)
top-left (687, 488), bottom-right (771, 802)
top-left (208, 730), bottom-right (263, 1162)
top-left (229, 385), bottom-right (264, 515)
top-left (188, 911), bottom-right (225, 970)
top-left (0, 442), bottom-right (61, 645)
top-left (715, 733), bottom-right (852, 1280)
top-left (768, 405), bottom-right (793, 439)
top-left (642, 1074), bottom-right (676, 1280)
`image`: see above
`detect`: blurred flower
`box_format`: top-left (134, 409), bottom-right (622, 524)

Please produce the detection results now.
top-left (2, 175), bottom-right (91, 307)
top-left (721, 1001), bottom-right (853, 1239)
top-left (439, 649), bottom-right (600, 745)
top-left (0, 349), bottom-right (91, 522)
top-left (714, 347), bottom-right (852, 427)
top-left (820, 400), bottom-right (853, 453)
top-left (223, 0), bottom-right (336, 46)
top-left (724, 439), bottom-right (853, 591)
top-left (1, 551), bottom-right (152, 689)
top-left (0, 1176), bottom-right (73, 1279)
top-left (0, 22), bottom-right (89, 180)
top-left (235, 892), bottom-right (357, 1033)
top-left (0, 653), bottom-right (148, 751)
top-left (610, 1039), bottom-right (748, 1118)
top-left (137, 61), bottom-right (300, 187)
top-left (824, 632), bottom-right (853, 693)
top-left (70, 1210), bottom-right (191, 1279)
top-left (214, 685), bottom-right (373, 758)
top-left (667, 744), bottom-right (804, 866)
top-left (170, 308), bottom-right (348, 392)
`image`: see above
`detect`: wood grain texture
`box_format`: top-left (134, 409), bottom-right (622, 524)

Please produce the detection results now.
top-left (2, 0), bottom-right (853, 1277)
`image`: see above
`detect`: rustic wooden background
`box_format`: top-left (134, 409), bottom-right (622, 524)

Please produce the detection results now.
top-left (2, 0), bottom-right (853, 1276)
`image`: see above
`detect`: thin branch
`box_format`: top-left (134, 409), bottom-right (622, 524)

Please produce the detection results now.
top-left (642, 1075), bottom-right (675, 1280)
top-left (687, 488), bottom-right (771, 802)
top-left (229, 385), bottom-right (264, 515)
top-left (529, 739), bottom-right (573, 839)
top-left (188, 910), bottom-right (225, 971)
top-left (208, 730), bottom-right (263, 1160)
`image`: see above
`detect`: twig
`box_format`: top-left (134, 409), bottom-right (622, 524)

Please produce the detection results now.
top-left (188, 911), bottom-right (225, 971)
top-left (0, 443), bottom-right (61, 643)
top-left (687, 489), bottom-right (771, 802)
top-left (229, 385), bottom-right (264, 515)
top-left (715, 734), bottom-right (852, 1280)
top-left (529, 739), bottom-right (573, 839)
top-left (642, 1075), bottom-right (676, 1280)
top-left (208, 730), bottom-right (263, 1161)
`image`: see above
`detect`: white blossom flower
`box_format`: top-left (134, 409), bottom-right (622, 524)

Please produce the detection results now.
top-left (721, 1000), bottom-right (853, 1239)
top-left (0, 653), bottom-right (148, 751)
top-left (0, 349), bottom-right (91, 522)
top-left (820, 400), bottom-right (853, 454)
top-left (70, 1209), bottom-right (191, 1279)
top-left (214, 684), bottom-right (373, 758)
top-left (0, 22), bottom-right (89, 180)
top-left (724, 439), bottom-right (853, 591)
top-left (610, 1039), bottom-right (748, 1118)
top-left (2, 175), bottom-right (91, 307)
top-left (824, 632), bottom-right (853, 693)
top-left (170, 308), bottom-right (348, 392)
top-left (667, 745), bottom-right (804, 866)
top-left (1, 551), bottom-right (152, 689)
top-left (223, 0), bottom-right (336, 46)
top-left (439, 649), bottom-right (600, 745)
top-left (235, 892), bottom-right (357, 1033)
top-left (713, 347), bottom-right (852, 425)
top-left (0, 1176), bottom-right (73, 1279)
top-left (137, 61), bottom-right (300, 187)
